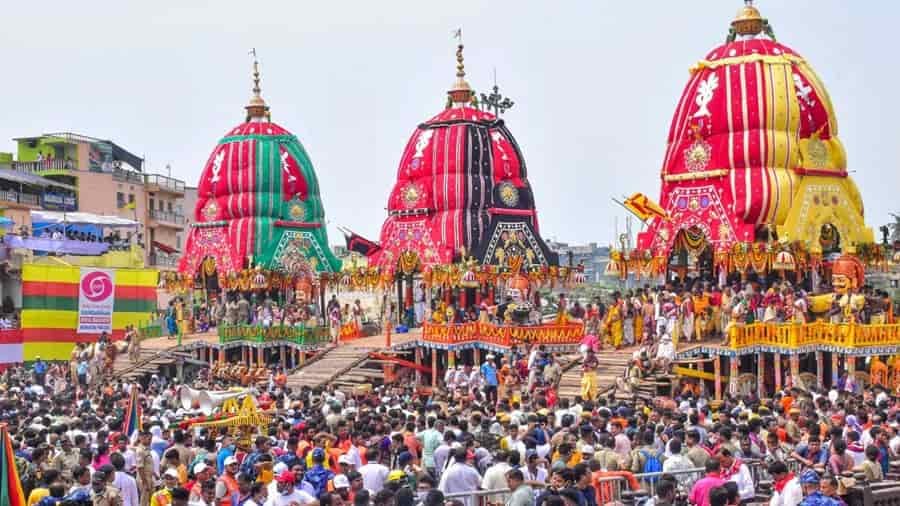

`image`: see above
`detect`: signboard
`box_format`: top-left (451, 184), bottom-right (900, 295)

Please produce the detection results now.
top-left (77, 268), bottom-right (115, 334)
top-left (41, 193), bottom-right (77, 211)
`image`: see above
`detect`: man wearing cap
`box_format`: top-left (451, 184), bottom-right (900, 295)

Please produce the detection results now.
top-left (92, 471), bottom-right (123, 506)
top-left (189, 463), bottom-right (214, 501)
top-left (135, 430), bottom-right (157, 506)
top-left (332, 474), bottom-right (352, 503)
top-left (264, 471), bottom-right (316, 506)
top-left (215, 456), bottom-right (240, 506)
top-left (798, 470), bottom-right (841, 506)
top-left (151, 469), bottom-right (180, 506)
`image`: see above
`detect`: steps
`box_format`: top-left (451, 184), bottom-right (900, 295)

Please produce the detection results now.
top-left (286, 346), bottom-right (375, 390)
top-left (111, 346), bottom-right (179, 381)
top-left (557, 350), bottom-right (633, 399)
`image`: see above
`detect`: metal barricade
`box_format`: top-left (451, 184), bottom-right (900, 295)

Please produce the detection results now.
top-left (442, 461), bottom-right (796, 506)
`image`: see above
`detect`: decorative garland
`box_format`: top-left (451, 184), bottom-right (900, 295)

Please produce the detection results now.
top-left (163, 262), bottom-right (587, 293)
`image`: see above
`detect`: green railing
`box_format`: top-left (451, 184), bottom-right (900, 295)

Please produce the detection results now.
top-left (137, 321), bottom-right (164, 341)
top-left (218, 325), bottom-right (331, 346)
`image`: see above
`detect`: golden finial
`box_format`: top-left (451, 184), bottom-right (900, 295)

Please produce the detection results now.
top-left (447, 29), bottom-right (474, 107)
top-left (245, 48), bottom-right (270, 121)
top-left (731, 0), bottom-right (764, 37)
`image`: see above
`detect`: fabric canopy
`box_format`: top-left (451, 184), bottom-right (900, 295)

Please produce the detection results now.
top-left (30, 211), bottom-right (138, 228)
top-left (4, 235), bottom-right (109, 255)
top-left (0, 168), bottom-right (77, 191)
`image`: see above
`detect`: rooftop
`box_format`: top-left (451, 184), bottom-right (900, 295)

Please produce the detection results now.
top-left (13, 132), bottom-right (144, 171)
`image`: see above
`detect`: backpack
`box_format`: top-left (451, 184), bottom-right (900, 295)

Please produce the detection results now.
top-left (640, 449), bottom-right (663, 482)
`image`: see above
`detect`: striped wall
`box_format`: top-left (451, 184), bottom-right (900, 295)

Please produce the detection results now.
top-left (14, 264), bottom-right (159, 362)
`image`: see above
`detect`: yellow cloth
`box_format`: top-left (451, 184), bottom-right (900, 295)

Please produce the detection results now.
top-left (871, 358), bottom-right (889, 387)
top-left (150, 489), bottom-right (172, 506)
top-left (634, 316), bottom-right (643, 341)
top-left (551, 450), bottom-right (583, 467)
top-left (258, 468), bottom-right (274, 485)
top-left (581, 370), bottom-right (598, 401)
top-left (27, 488), bottom-right (49, 506)
top-left (605, 305), bottom-right (623, 347)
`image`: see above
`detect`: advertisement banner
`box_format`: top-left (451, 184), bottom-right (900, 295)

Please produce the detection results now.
top-left (77, 268), bottom-right (115, 334)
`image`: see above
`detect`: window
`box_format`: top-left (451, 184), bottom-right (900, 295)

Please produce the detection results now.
top-left (149, 198), bottom-right (155, 212)
top-left (116, 192), bottom-right (125, 208)
top-left (128, 194), bottom-right (135, 204)
top-left (158, 200), bottom-right (164, 211)
top-left (167, 201), bottom-right (173, 212)
top-left (176, 234), bottom-right (182, 249)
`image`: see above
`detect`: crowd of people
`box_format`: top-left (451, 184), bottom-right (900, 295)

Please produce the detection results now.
top-left (4, 325), bottom-right (898, 506)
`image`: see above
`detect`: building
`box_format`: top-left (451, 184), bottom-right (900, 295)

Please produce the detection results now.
top-left (8, 132), bottom-right (186, 269)
top-left (547, 241), bottom-right (609, 283)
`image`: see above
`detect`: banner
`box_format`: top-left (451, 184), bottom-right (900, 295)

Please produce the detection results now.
top-left (77, 268), bottom-right (115, 334)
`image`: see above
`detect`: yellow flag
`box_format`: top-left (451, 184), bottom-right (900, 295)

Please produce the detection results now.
top-left (124, 201), bottom-right (136, 210)
top-left (623, 193), bottom-right (667, 221)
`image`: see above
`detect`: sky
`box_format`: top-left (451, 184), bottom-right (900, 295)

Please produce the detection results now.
top-left (0, 0), bottom-right (897, 247)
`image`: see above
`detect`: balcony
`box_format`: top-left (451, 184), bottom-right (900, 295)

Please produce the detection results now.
top-left (149, 252), bottom-right (180, 269)
top-left (11, 159), bottom-right (77, 176)
top-left (111, 166), bottom-right (144, 185)
top-left (0, 190), bottom-right (41, 209)
top-left (145, 174), bottom-right (185, 195)
top-left (148, 209), bottom-right (186, 228)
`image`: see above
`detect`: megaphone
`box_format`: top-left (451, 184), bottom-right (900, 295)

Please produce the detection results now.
top-left (179, 386), bottom-right (204, 410)
top-left (197, 389), bottom-right (251, 416)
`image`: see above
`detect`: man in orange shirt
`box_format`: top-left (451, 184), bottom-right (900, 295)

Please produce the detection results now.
top-left (274, 368), bottom-right (287, 389)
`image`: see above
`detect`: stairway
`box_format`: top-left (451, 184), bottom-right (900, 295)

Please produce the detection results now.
top-left (285, 346), bottom-right (375, 390)
top-left (111, 347), bottom-right (179, 382)
top-left (557, 350), bottom-right (634, 400)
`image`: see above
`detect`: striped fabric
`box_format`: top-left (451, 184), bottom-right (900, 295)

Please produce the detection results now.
top-left (371, 105), bottom-right (557, 270)
top-left (180, 119), bottom-right (341, 277)
top-left (638, 36), bottom-right (864, 255)
top-left (18, 264), bottom-right (158, 362)
top-left (0, 425), bottom-right (26, 506)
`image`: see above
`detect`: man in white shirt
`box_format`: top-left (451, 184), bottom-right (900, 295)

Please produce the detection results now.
top-left (439, 449), bottom-right (482, 506)
top-left (264, 471), bottom-right (316, 506)
top-left (481, 451), bottom-right (512, 503)
top-left (433, 434), bottom-right (456, 477)
top-left (358, 448), bottom-right (389, 493)
top-left (661, 439), bottom-right (695, 487)
top-left (768, 461), bottom-right (802, 506)
top-left (110, 455), bottom-right (139, 506)
top-left (719, 449), bottom-right (754, 503)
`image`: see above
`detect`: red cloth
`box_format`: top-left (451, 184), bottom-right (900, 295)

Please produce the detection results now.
top-left (773, 473), bottom-right (795, 493)
top-left (637, 38), bottom-right (845, 256)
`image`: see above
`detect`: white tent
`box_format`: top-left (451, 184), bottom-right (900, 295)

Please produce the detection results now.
top-left (31, 210), bottom-right (139, 228)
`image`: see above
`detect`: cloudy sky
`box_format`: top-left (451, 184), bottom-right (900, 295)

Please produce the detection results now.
top-left (0, 0), bottom-right (896, 247)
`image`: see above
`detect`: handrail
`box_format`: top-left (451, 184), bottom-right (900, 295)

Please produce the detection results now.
top-left (149, 209), bottom-right (186, 225)
top-left (729, 322), bottom-right (900, 350)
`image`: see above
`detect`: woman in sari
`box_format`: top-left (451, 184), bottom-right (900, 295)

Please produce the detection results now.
top-left (604, 293), bottom-right (624, 349)
top-left (580, 349), bottom-right (599, 401)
